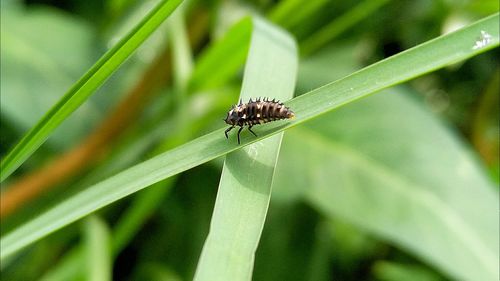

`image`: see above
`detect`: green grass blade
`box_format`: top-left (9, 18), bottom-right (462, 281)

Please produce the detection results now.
top-left (300, 0), bottom-right (391, 55)
top-left (84, 216), bottom-right (111, 281)
top-left (193, 17), bottom-right (298, 281)
top-left (188, 18), bottom-right (252, 92)
top-left (0, 0), bottom-right (183, 182)
top-left (373, 261), bottom-right (444, 281)
top-left (292, 13), bottom-right (499, 121)
top-left (168, 3), bottom-right (193, 92)
top-left (39, 247), bottom-right (83, 281)
top-left (1, 13), bottom-right (497, 261)
top-left (38, 180), bottom-right (175, 281)
top-left (268, 0), bottom-right (329, 29)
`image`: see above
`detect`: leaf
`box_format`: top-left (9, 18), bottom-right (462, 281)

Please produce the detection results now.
top-left (0, 13), bottom-right (497, 261)
top-left (296, 43), bottom-right (359, 93)
top-left (273, 89), bottom-right (498, 281)
top-left (299, 0), bottom-right (391, 55)
top-left (193, 17), bottom-right (298, 281)
top-left (84, 216), bottom-right (112, 281)
top-left (268, 0), bottom-right (329, 29)
top-left (168, 3), bottom-right (193, 92)
top-left (372, 261), bottom-right (444, 281)
top-left (0, 7), bottom-right (97, 149)
top-left (39, 181), bottom-right (176, 281)
top-left (0, 0), bottom-right (183, 182)
top-left (188, 18), bottom-right (252, 92)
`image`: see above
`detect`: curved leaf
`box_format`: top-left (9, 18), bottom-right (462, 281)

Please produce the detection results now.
top-left (194, 17), bottom-right (297, 281)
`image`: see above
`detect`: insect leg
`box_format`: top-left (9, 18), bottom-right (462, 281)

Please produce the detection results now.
top-left (237, 126), bottom-right (244, 144)
top-left (248, 125), bottom-right (257, 137)
top-left (225, 126), bottom-right (235, 139)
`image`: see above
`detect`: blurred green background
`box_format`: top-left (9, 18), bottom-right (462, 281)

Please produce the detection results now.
top-left (1, 0), bottom-right (498, 280)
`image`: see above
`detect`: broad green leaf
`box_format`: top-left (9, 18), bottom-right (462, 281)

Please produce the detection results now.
top-left (273, 90), bottom-right (498, 280)
top-left (0, 0), bottom-right (183, 182)
top-left (1, 13), bottom-right (497, 261)
top-left (296, 43), bottom-right (359, 93)
top-left (193, 17), bottom-right (297, 281)
top-left (84, 216), bottom-right (111, 281)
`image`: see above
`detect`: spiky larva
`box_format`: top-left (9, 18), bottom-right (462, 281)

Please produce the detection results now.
top-left (224, 97), bottom-right (295, 144)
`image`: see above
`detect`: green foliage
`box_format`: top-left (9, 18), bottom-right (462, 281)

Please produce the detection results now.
top-left (1, 1), bottom-right (498, 280)
top-left (275, 89), bottom-right (498, 280)
top-left (84, 216), bottom-right (112, 281)
top-left (0, 0), bottom-right (183, 181)
top-left (0, 6), bottom-right (96, 149)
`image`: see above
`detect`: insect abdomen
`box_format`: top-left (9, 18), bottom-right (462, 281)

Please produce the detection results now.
top-left (242, 98), bottom-right (294, 125)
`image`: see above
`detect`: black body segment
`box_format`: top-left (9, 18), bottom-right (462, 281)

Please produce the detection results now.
top-left (224, 97), bottom-right (295, 144)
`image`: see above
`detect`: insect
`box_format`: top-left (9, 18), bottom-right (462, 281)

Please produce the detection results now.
top-left (224, 97), bottom-right (295, 144)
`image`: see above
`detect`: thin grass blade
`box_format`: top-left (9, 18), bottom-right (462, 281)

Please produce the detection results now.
top-left (300, 0), bottom-right (391, 55)
top-left (0, 0), bottom-right (183, 182)
top-left (84, 216), bottom-right (111, 281)
top-left (188, 18), bottom-right (252, 92)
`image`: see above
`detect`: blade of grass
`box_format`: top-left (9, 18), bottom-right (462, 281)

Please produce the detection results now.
top-left (169, 3), bottom-right (193, 93)
top-left (1, 13), bottom-right (497, 261)
top-left (37, 11), bottom-right (190, 270)
top-left (193, 17), bottom-right (297, 281)
top-left (268, 0), bottom-right (329, 29)
top-left (188, 18), bottom-right (252, 92)
top-left (39, 180), bottom-right (175, 281)
top-left (84, 216), bottom-right (111, 281)
top-left (0, 0), bottom-right (183, 182)
top-left (300, 0), bottom-right (391, 56)
top-left (373, 261), bottom-right (444, 281)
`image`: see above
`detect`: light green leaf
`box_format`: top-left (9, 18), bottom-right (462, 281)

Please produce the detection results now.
top-left (84, 216), bottom-right (111, 281)
top-left (0, 0), bottom-right (183, 182)
top-left (1, 13), bottom-right (497, 262)
top-left (168, 3), bottom-right (193, 92)
top-left (193, 17), bottom-right (297, 281)
top-left (274, 90), bottom-right (498, 281)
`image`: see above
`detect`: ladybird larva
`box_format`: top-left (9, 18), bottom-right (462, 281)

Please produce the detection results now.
top-left (224, 97), bottom-right (295, 144)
